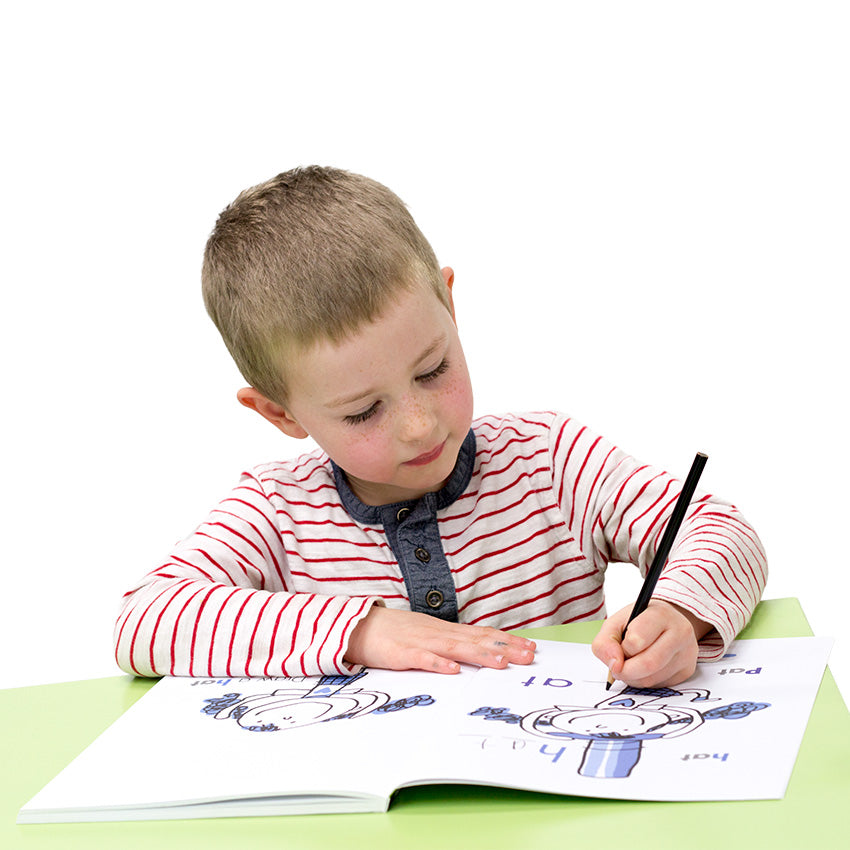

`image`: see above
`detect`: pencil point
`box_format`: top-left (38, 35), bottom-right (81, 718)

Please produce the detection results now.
top-left (605, 680), bottom-right (612, 691)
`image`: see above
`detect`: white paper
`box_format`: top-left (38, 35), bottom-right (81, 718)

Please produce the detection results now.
top-left (18, 666), bottom-right (468, 821)
top-left (412, 636), bottom-right (833, 801)
top-left (18, 637), bottom-right (832, 822)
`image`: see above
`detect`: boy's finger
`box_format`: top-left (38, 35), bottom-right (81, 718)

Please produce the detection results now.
top-left (453, 627), bottom-right (536, 665)
top-left (491, 634), bottom-right (536, 663)
top-left (620, 610), bottom-right (666, 658)
top-left (418, 633), bottom-right (531, 670)
top-left (434, 639), bottom-right (511, 670)
top-left (391, 647), bottom-right (462, 675)
top-left (592, 617), bottom-right (626, 666)
top-left (606, 635), bottom-right (625, 671)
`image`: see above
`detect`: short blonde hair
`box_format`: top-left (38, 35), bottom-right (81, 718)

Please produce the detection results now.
top-left (202, 166), bottom-right (449, 404)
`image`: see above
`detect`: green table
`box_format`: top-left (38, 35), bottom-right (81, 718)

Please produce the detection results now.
top-left (3, 598), bottom-right (848, 849)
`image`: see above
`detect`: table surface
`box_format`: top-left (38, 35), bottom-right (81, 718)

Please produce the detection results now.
top-left (2, 598), bottom-right (848, 850)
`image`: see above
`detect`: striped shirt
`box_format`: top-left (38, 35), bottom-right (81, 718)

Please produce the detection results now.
top-left (114, 411), bottom-right (767, 678)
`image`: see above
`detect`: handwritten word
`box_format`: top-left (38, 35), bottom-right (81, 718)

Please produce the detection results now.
top-left (521, 676), bottom-right (573, 688)
top-left (539, 745), bottom-right (567, 764)
top-left (717, 667), bottom-right (762, 675)
top-left (466, 735), bottom-right (528, 752)
top-left (681, 753), bottom-right (729, 762)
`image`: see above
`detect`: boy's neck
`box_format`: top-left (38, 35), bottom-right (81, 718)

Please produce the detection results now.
top-left (331, 430), bottom-right (477, 522)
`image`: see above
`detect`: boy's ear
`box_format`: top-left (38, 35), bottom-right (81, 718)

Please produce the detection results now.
top-left (236, 387), bottom-right (309, 439)
top-left (441, 266), bottom-right (456, 320)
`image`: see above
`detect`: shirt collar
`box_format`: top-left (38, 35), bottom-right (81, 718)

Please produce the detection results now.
top-left (331, 429), bottom-right (477, 525)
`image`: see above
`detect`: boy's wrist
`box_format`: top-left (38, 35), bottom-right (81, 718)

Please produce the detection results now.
top-left (344, 603), bottom-right (383, 667)
top-left (662, 600), bottom-right (714, 641)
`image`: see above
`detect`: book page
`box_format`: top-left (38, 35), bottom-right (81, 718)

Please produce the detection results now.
top-left (412, 636), bottom-right (833, 801)
top-left (19, 636), bottom-right (832, 820)
top-left (19, 667), bottom-right (472, 819)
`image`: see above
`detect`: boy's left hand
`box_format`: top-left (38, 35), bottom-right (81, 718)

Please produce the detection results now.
top-left (592, 600), bottom-right (714, 688)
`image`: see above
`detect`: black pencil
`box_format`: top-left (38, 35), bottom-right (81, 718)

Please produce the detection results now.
top-left (605, 451), bottom-right (708, 690)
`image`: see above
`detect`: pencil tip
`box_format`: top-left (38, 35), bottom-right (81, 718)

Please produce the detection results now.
top-left (605, 681), bottom-right (612, 691)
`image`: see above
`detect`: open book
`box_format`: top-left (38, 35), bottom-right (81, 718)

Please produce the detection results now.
top-left (18, 637), bottom-right (831, 823)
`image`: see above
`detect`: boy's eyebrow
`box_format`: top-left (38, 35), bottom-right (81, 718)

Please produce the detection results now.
top-left (327, 335), bottom-right (447, 409)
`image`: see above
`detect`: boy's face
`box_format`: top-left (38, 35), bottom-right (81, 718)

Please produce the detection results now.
top-left (242, 270), bottom-right (474, 506)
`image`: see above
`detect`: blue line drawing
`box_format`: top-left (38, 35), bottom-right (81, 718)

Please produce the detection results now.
top-left (470, 686), bottom-right (769, 778)
top-left (201, 671), bottom-right (435, 732)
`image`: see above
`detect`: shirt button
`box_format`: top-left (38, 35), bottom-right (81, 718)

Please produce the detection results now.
top-left (425, 590), bottom-right (444, 609)
top-left (396, 507), bottom-right (411, 522)
top-left (414, 546), bottom-right (431, 563)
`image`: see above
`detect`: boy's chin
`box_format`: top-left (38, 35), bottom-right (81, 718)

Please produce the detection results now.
top-left (350, 440), bottom-right (463, 505)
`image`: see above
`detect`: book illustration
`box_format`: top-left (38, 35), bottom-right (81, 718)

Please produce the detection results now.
top-left (16, 637), bottom-right (834, 822)
top-left (201, 670), bottom-right (435, 732)
top-left (469, 685), bottom-right (770, 779)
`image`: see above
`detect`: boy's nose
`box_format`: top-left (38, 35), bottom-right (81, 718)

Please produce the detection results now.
top-left (397, 395), bottom-right (437, 443)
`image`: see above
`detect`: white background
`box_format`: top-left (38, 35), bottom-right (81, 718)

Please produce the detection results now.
top-left (2, 2), bottom-right (847, 704)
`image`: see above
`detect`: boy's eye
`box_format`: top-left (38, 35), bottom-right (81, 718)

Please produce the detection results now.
top-left (418, 358), bottom-right (449, 383)
top-left (343, 403), bottom-right (380, 426)
top-left (342, 360), bottom-right (448, 426)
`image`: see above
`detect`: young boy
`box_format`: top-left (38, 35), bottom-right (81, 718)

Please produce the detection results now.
top-left (114, 166), bottom-right (766, 688)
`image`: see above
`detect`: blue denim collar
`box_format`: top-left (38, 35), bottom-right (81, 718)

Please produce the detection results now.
top-left (331, 429), bottom-right (477, 525)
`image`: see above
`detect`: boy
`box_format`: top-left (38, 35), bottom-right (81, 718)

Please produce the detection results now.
top-left (115, 166), bottom-right (766, 688)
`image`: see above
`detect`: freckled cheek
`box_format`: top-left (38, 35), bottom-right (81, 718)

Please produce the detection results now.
top-left (439, 371), bottom-right (475, 427)
top-left (334, 427), bottom-right (397, 480)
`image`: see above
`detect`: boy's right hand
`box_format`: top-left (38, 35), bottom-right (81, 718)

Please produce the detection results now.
top-left (344, 605), bottom-right (536, 674)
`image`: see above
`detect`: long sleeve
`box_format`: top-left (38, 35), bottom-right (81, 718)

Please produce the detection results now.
top-left (114, 458), bottom-right (383, 678)
top-left (548, 413), bottom-right (767, 658)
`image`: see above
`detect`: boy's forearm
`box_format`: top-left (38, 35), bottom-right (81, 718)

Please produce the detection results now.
top-left (577, 443), bottom-right (767, 651)
top-left (549, 415), bottom-right (767, 648)
top-left (649, 506), bottom-right (768, 660)
top-left (114, 577), bottom-right (380, 678)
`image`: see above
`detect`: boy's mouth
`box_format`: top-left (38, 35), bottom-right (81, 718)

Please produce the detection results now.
top-left (404, 440), bottom-right (446, 467)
